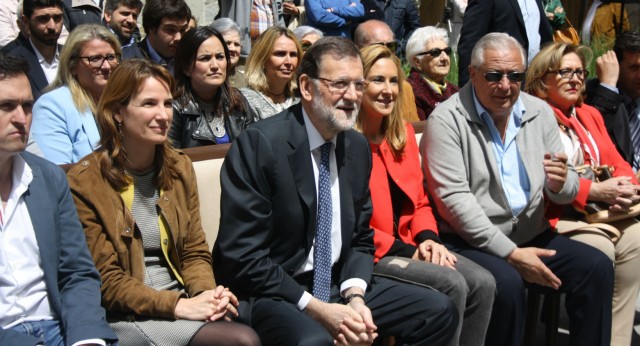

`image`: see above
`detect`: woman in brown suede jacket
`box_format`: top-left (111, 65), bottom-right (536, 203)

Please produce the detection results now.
top-left (66, 59), bottom-right (260, 346)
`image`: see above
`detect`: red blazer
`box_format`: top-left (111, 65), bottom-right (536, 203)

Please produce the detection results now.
top-left (546, 103), bottom-right (639, 225)
top-left (369, 122), bottom-right (439, 261)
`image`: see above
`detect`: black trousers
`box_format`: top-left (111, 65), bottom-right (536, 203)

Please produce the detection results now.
top-left (444, 230), bottom-right (614, 346)
top-left (238, 276), bottom-right (458, 346)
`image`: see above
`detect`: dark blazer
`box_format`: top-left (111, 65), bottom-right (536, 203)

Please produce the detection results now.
top-left (457, 0), bottom-right (552, 86)
top-left (0, 152), bottom-right (116, 346)
top-left (1, 38), bottom-right (57, 100)
top-left (213, 104), bottom-right (375, 305)
top-left (585, 78), bottom-right (634, 166)
top-left (62, 0), bottom-right (102, 31)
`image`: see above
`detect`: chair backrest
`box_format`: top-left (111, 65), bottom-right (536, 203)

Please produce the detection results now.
top-left (61, 122), bottom-right (426, 251)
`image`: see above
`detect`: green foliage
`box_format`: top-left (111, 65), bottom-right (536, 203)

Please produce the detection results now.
top-left (586, 36), bottom-right (616, 77)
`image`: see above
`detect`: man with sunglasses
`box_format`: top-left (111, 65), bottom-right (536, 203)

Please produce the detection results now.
top-left (214, 36), bottom-right (457, 346)
top-left (456, 0), bottom-right (552, 86)
top-left (422, 33), bottom-right (614, 346)
top-left (2, 0), bottom-right (64, 100)
top-left (354, 19), bottom-right (420, 122)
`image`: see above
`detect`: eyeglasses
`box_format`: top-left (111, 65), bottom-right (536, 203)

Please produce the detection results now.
top-left (483, 71), bottom-right (525, 83)
top-left (373, 41), bottom-right (398, 52)
top-left (79, 54), bottom-right (121, 68)
top-left (314, 77), bottom-right (367, 93)
top-left (416, 47), bottom-right (452, 58)
top-left (547, 68), bottom-right (589, 80)
top-left (301, 40), bottom-right (313, 51)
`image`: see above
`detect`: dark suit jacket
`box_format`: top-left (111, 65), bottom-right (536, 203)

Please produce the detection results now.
top-left (0, 152), bottom-right (116, 346)
top-left (213, 104), bottom-right (375, 306)
top-left (457, 0), bottom-right (552, 86)
top-left (585, 78), bottom-right (634, 166)
top-left (62, 0), bottom-right (102, 31)
top-left (1, 37), bottom-right (58, 100)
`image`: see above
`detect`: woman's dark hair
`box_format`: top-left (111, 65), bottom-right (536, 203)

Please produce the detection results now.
top-left (173, 26), bottom-right (246, 116)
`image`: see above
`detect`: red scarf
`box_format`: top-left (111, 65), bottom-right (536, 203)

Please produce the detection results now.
top-left (550, 105), bottom-right (598, 166)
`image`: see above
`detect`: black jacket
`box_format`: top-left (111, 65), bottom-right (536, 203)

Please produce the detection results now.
top-left (169, 88), bottom-right (258, 149)
top-left (585, 78), bottom-right (634, 166)
top-left (63, 0), bottom-right (102, 31)
top-left (367, 0), bottom-right (420, 53)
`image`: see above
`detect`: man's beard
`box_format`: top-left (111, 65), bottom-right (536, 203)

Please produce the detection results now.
top-left (310, 93), bottom-right (359, 135)
top-left (30, 26), bottom-right (59, 46)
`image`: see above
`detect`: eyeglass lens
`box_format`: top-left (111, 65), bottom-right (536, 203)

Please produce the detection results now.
top-left (85, 54), bottom-right (120, 67)
top-left (558, 69), bottom-right (588, 79)
top-left (374, 41), bottom-right (398, 52)
top-left (483, 71), bottom-right (525, 83)
top-left (419, 47), bottom-right (452, 57)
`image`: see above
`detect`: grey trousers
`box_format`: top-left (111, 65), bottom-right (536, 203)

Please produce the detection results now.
top-left (373, 255), bottom-right (496, 346)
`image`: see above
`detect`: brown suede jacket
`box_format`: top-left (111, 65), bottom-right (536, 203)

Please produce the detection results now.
top-left (67, 150), bottom-right (215, 320)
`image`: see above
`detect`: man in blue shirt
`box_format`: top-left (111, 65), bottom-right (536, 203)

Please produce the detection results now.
top-left (422, 33), bottom-right (615, 346)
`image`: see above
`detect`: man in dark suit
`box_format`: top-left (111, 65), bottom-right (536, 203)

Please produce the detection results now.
top-left (135, 0), bottom-right (190, 72)
top-left (0, 53), bottom-right (117, 346)
top-left (456, 0), bottom-right (552, 86)
top-left (103, 0), bottom-right (144, 60)
top-left (2, 0), bottom-right (64, 100)
top-left (213, 36), bottom-right (458, 345)
top-left (586, 32), bottom-right (640, 169)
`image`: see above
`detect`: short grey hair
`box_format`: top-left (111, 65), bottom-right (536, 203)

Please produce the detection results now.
top-left (210, 17), bottom-right (241, 37)
top-left (406, 26), bottom-right (449, 69)
top-left (470, 32), bottom-right (526, 68)
top-left (293, 25), bottom-right (324, 42)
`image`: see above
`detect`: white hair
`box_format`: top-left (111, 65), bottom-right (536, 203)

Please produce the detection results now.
top-left (470, 32), bottom-right (526, 68)
top-left (405, 26), bottom-right (449, 69)
top-left (293, 26), bottom-right (324, 42)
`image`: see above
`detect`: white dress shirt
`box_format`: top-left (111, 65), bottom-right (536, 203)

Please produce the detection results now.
top-left (517, 0), bottom-right (541, 63)
top-left (29, 38), bottom-right (60, 84)
top-left (0, 155), bottom-right (104, 346)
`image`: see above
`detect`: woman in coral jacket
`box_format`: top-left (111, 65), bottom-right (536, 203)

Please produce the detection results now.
top-left (355, 44), bottom-right (495, 346)
top-left (526, 42), bottom-right (640, 346)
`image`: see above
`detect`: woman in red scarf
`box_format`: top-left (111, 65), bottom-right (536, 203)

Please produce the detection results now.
top-left (526, 42), bottom-right (640, 346)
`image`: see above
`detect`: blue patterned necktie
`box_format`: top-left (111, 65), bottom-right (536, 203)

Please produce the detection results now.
top-left (313, 142), bottom-right (332, 302)
top-left (628, 100), bottom-right (640, 170)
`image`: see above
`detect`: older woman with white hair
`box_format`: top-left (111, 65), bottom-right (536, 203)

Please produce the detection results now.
top-left (293, 25), bottom-right (323, 52)
top-left (406, 26), bottom-right (459, 120)
top-left (211, 18), bottom-right (244, 87)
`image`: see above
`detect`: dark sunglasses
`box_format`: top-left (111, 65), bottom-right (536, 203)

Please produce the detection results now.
top-left (483, 71), bottom-right (525, 83)
top-left (373, 41), bottom-right (398, 52)
top-left (301, 40), bottom-right (313, 51)
top-left (416, 47), bottom-right (452, 58)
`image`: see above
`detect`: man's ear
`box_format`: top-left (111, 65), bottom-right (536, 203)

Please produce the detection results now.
top-left (299, 74), bottom-right (314, 102)
top-left (104, 11), bottom-right (112, 25)
top-left (468, 65), bottom-right (476, 81)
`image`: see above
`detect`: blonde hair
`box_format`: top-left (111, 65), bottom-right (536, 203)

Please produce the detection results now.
top-left (245, 27), bottom-right (301, 97)
top-left (355, 44), bottom-right (406, 156)
top-left (525, 42), bottom-right (592, 105)
top-left (49, 24), bottom-right (121, 115)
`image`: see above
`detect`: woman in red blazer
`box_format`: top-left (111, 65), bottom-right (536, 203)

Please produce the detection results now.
top-left (356, 44), bottom-right (496, 346)
top-left (527, 42), bottom-right (640, 346)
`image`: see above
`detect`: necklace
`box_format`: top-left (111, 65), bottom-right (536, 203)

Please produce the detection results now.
top-left (195, 95), bottom-right (227, 138)
top-left (210, 115), bottom-right (226, 137)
